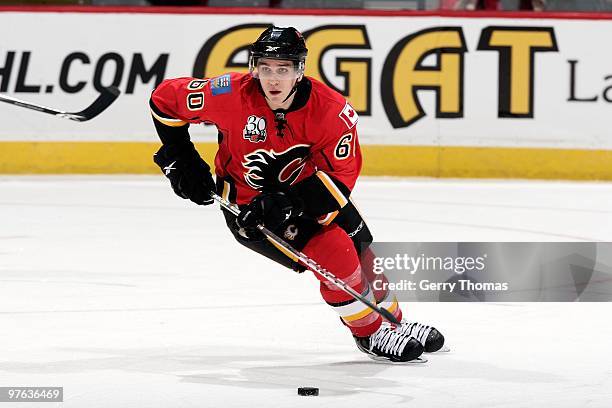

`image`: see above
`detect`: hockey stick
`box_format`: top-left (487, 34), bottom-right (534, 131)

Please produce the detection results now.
top-left (210, 193), bottom-right (400, 325)
top-left (0, 86), bottom-right (120, 122)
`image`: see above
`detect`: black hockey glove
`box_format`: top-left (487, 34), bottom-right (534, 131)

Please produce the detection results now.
top-left (153, 142), bottom-right (215, 205)
top-left (236, 191), bottom-right (304, 233)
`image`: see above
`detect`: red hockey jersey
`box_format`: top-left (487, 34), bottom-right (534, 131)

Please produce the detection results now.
top-left (150, 72), bottom-right (362, 218)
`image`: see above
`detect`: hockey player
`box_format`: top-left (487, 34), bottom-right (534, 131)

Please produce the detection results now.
top-left (150, 26), bottom-right (444, 362)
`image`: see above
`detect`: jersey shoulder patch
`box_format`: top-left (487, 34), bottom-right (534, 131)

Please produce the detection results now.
top-left (306, 77), bottom-right (358, 131)
top-left (210, 74), bottom-right (232, 96)
top-left (338, 101), bottom-right (359, 129)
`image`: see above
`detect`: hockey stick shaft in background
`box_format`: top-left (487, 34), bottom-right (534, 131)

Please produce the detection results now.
top-left (210, 193), bottom-right (400, 325)
top-left (0, 86), bottom-right (120, 122)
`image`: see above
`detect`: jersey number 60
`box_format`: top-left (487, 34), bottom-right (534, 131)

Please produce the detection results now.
top-left (186, 79), bottom-right (206, 111)
top-left (187, 93), bottom-right (204, 111)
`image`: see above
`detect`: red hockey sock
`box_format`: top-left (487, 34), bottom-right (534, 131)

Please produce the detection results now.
top-left (360, 246), bottom-right (403, 322)
top-left (302, 225), bottom-right (381, 337)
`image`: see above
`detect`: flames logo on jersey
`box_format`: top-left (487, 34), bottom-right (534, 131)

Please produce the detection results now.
top-left (283, 224), bottom-right (298, 241)
top-left (243, 144), bottom-right (310, 190)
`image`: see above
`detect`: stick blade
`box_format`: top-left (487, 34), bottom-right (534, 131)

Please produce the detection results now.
top-left (70, 86), bottom-right (121, 121)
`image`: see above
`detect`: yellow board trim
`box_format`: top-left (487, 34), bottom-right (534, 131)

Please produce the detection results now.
top-left (0, 142), bottom-right (216, 174)
top-left (362, 145), bottom-right (612, 180)
top-left (1, 142), bottom-right (612, 180)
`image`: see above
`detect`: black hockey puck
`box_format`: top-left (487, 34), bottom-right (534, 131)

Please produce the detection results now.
top-left (297, 387), bottom-right (319, 396)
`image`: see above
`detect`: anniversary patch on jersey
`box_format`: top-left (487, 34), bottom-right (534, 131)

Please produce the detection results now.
top-left (211, 74), bottom-right (232, 96)
top-left (243, 144), bottom-right (310, 190)
top-left (243, 115), bottom-right (267, 143)
top-left (339, 101), bottom-right (359, 129)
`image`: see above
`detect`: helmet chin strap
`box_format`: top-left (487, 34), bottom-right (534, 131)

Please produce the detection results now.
top-left (281, 77), bottom-right (301, 103)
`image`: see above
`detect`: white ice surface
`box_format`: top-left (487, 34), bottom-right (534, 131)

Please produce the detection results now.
top-left (1, 176), bottom-right (611, 408)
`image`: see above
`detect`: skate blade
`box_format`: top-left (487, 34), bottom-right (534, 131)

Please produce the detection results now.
top-left (367, 355), bottom-right (428, 364)
top-left (427, 345), bottom-right (451, 353)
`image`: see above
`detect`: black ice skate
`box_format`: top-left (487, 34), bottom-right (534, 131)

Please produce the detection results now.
top-left (354, 321), bottom-right (425, 363)
top-left (397, 321), bottom-right (447, 353)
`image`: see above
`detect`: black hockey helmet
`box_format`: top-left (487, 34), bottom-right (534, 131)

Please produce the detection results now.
top-left (249, 26), bottom-right (308, 74)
